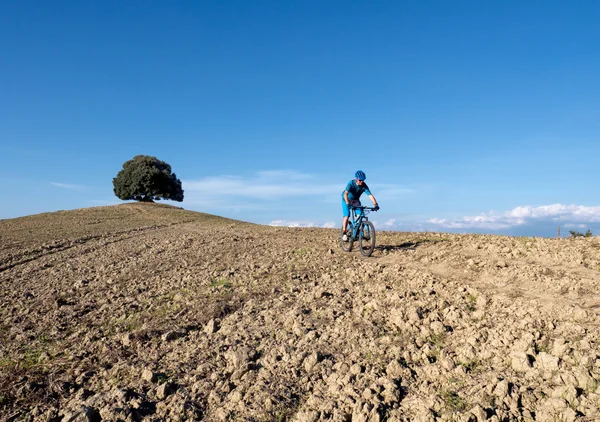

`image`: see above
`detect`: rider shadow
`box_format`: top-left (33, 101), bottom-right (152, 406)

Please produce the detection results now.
top-left (375, 240), bottom-right (430, 252)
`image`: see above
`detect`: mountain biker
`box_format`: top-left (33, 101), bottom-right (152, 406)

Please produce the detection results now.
top-left (341, 170), bottom-right (379, 241)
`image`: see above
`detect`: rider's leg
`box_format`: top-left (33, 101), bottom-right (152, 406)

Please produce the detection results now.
top-left (354, 200), bottom-right (362, 217)
top-left (342, 200), bottom-right (350, 232)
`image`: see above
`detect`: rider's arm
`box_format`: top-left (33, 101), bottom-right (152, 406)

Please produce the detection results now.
top-left (344, 191), bottom-right (350, 204)
top-left (368, 194), bottom-right (378, 206)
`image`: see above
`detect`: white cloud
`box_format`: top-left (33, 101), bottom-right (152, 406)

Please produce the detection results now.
top-left (428, 204), bottom-right (600, 230)
top-left (184, 171), bottom-right (340, 200)
top-left (269, 220), bottom-right (337, 229)
top-left (183, 170), bottom-right (412, 203)
top-left (50, 182), bottom-right (86, 191)
top-left (382, 218), bottom-right (397, 228)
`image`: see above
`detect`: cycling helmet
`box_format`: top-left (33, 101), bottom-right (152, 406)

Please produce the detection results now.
top-left (355, 170), bottom-right (366, 181)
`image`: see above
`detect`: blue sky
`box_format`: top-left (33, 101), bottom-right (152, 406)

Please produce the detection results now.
top-left (2, 1), bottom-right (599, 237)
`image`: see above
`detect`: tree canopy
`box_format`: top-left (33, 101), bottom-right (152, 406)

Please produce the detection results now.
top-left (113, 155), bottom-right (184, 202)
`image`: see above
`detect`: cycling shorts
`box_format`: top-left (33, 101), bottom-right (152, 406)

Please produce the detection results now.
top-left (342, 199), bottom-right (362, 217)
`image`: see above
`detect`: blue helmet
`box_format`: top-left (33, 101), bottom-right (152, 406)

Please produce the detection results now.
top-left (355, 170), bottom-right (366, 181)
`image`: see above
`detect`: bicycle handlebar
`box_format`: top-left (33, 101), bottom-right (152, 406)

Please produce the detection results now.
top-left (350, 206), bottom-right (378, 211)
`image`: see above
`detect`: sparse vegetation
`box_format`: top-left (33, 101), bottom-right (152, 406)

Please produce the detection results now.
top-left (569, 229), bottom-right (592, 238)
top-left (441, 389), bottom-right (467, 411)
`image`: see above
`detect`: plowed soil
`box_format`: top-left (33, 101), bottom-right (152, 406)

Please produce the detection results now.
top-left (1, 203), bottom-right (599, 421)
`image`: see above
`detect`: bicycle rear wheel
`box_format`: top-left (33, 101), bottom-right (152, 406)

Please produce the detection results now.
top-left (340, 227), bottom-right (354, 252)
top-left (358, 221), bottom-right (376, 257)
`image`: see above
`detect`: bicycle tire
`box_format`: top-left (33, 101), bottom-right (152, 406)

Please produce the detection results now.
top-left (340, 227), bottom-right (354, 252)
top-left (358, 221), bottom-right (376, 257)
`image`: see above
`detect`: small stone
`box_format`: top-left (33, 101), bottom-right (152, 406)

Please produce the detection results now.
top-left (440, 357), bottom-right (456, 371)
top-left (510, 351), bottom-right (532, 372)
top-left (225, 348), bottom-right (250, 370)
top-left (205, 319), bottom-right (218, 335)
top-left (536, 352), bottom-right (560, 371)
top-left (386, 360), bottom-right (404, 378)
top-left (142, 369), bottom-right (156, 383)
top-left (161, 330), bottom-right (185, 342)
top-left (350, 363), bottom-right (363, 375)
top-left (304, 352), bottom-right (321, 372)
top-left (470, 404), bottom-right (487, 420)
top-left (430, 321), bottom-right (445, 335)
top-left (156, 382), bottom-right (174, 400)
top-left (552, 338), bottom-right (570, 357)
top-left (493, 380), bottom-right (509, 398)
top-left (121, 333), bottom-right (132, 347)
top-left (560, 408), bottom-right (577, 422)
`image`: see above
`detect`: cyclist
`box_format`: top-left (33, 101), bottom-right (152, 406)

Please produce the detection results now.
top-left (341, 170), bottom-right (379, 241)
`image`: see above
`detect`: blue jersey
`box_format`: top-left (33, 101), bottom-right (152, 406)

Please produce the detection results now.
top-left (342, 180), bottom-right (371, 200)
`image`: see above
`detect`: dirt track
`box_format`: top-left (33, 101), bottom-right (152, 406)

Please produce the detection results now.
top-left (1, 203), bottom-right (599, 421)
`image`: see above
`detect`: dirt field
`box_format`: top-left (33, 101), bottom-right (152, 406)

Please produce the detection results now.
top-left (1, 202), bottom-right (599, 421)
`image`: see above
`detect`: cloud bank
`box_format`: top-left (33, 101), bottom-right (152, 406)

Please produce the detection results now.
top-left (269, 220), bottom-right (337, 228)
top-left (183, 171), bottom-right (340, 203)
top-left (427, 204), bottom-right (600, 230)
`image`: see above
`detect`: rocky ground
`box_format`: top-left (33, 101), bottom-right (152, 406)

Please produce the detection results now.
top-left (1, 202), bottom-right (599, 421)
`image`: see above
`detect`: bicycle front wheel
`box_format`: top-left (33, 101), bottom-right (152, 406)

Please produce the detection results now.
top-left (358, 221), bottom-right (376, 257)
top-left (340, 227), bottom-right (354, 252)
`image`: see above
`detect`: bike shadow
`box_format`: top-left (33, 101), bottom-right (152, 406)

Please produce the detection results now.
top-left (375, 240), bottom-right (431, 252)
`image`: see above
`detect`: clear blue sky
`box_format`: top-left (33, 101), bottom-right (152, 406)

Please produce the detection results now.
top-left (2, 1), bottom-right (599, 237)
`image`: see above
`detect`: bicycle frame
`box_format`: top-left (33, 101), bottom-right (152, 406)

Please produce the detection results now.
top-left (348, 206), bottom-right (373, 239)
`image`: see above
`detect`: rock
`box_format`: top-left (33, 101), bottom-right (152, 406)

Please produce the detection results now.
top-left (225, 348), bottom-right (250, 370)
top-left (572, 308), bottom-right (587, 321)
top-left (559, 408), bottom-right (577, 422)
top-left (493, 380), bottom-right (509, 398)
top-left (61, 406), bottom-right (101, 422)
top-left (552, 385), bottom-right (578, 405)
top-left (552, 338), bottom-right (570, 357)
top-left (536, 352), bottom-right (560, 371)
top-left (574, 367), bottom-right (596, 390)
top-left (294, 410), bottom-right (319, 422)
top-left (545, 397), bottom-right (568, 411)
top-left (440, 357), bottom-right (456, 371)
top-left (142, 369), bottom-right (156, 383)
top-left (386, 360), bottom-right (404, 378)
top-left (407, 307), bottom-right (423, 322)
top-left (470, 404), bottom-right (487, 421)
top-left (121, 333), bottom-right (132, 347)
top-left (389, 308), bottom-right (404, 329)
top-left (156, 382), bottom-right (175, 400)
top-left (304, 352), bottom-right (321, 372)
top-left (430, 321), bottom-right (445, 334)
top-left (162, 330), bottom-right (186, 341)
top-left (510, 351), bottom-right (532, 372)
top-left (476, 295), bottom-right (488, 308)
top-left (350, 364), bottom-right (364, 376)
top-left (205, 318), bottom-right (218, 335)
top-left (458, 344), bottom-right (476, 361)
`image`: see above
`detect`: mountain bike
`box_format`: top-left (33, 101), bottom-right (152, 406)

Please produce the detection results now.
top-left (340, 206), bottom-right (378, 257)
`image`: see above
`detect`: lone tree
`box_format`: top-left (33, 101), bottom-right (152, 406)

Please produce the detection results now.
top-left (113, 155), bottom-right (184, 202)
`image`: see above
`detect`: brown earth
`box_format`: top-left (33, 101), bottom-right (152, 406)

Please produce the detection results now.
top-left (1, 202), bottom-right (599, 421)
